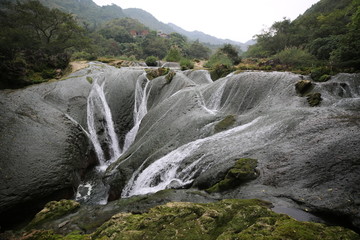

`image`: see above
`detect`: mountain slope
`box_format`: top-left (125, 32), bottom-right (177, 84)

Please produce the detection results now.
top-left (8, 0), bottom-right (252, 48)
top-left (123, 8), bottom-right (175, 34)
top-left (168, 23), bottom-right (249, 50)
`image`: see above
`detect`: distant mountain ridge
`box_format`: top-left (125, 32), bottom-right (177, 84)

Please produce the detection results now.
top-left (122, 8), bottom-right (250, 50)
top-left (167, 23), bottom-right (249, 50)
top-left (9, 0), bottom-right (253, 49)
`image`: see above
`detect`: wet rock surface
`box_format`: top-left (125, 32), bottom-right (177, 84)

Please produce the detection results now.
top-left (0, 63), bottom-right (359, 236)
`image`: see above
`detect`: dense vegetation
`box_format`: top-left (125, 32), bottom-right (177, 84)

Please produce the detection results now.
top-left (246, 0), bottom-right (360, 73)
top-left (0, 0), bottom-right (90, 88)
top-left (0, 0), bottom-right (211, 89)
top-left (1, 0), bottom-right (359, 89)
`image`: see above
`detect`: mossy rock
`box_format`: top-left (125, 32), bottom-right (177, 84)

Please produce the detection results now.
top-left (318, 74), bottom-right (331, 82)
top-left (206, 158), bottom-right (258, 193)
top-left (165, 70), bottom-right (176, 84)
top-left (17, 199), bottom-right (359, 239)
top-left (295, 80), bottom-right (313, 96)
top-left (86, 76), bottom-right (93, 84)
top-left (214, 115), bottom-right (236, 133)
top-left (91, 199), bottom-right (358, 240)
top-left (26, 200), bottom-right (80, 229)
top-left (307, 92), bottom-right (322, 107)
top-left (15, 230), bottom-right (90, 240)
top-left (146, 67), bottom-right (170, 80)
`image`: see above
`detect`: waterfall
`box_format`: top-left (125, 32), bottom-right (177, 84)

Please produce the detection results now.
top-left (122, 117), bottom-right (260, 197)
top-left (123, 73), bottom-right (150, 153)
top-left (205, 78), bottom-right (228, 111)
top-left (87, 78), bottom-right (121, 170)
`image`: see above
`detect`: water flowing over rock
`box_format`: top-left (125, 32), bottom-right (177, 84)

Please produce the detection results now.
top-left (1, 63), bottom-right (359, 233)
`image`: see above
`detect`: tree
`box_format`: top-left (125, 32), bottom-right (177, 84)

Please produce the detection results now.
top-left (186, 40), bottom-right (211, 59)
top-left (218, 44), bottom-right (242, 65)
top-left (141, 32), bottom-right (168, 59)
top-left (0, 0), bottom-right (89, 88)
top-left (165, 46), bottom-right (182, 62)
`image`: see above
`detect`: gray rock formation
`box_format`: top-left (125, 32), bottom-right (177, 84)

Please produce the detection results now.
top-left (1, 63), bottom-right (359, 232)
top-left (105, 71), bottom-right (360, 230)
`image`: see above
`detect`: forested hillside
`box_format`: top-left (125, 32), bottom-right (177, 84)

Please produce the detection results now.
top-left (0, 0), bottom-right (211, 89)
top-left (246, 0), bottom-right (360, 71)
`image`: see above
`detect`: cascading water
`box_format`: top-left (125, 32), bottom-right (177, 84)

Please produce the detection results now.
top-left (205, 78), bottom-right (228, 111)
top-left (87, 78), bottom-right (121, 169)
top-left (123, 73), bottom-right (150, 153)
top-left (122, 117), bottom-right (261, 197)
top-left (76, 78), bottom-right (122, 204)
top-left (76, 72), bottom-right (150, 204)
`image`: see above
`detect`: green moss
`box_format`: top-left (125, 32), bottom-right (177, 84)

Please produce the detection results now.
top-left (319, 74), bottom-right (331, 82)
top-left (307, 92), bottom-right (322, 107)
top-left (86, 76), bottom-right (93, 84)
top-left (19, 199), bottom-right (359, 240)
top-left (214, 115), bottom-right (236, 133)
top-left (27, 200), bottom-right (80, 229)
top-left (295, 80), bottom-right (313, 96)
top-left (90, 199), bottom-right (358, 240)
top-left (18, 230), bottom-right (90, 240)
top-left (206, 158), bottom-right (258, 193)
top-left (146, 67), bottom-right (170, 80)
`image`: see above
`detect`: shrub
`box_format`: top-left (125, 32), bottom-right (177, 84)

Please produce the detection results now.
top-left (145, 56), bottom-right (158, 66)
top-left (204, 53), bottom-right (233, 69)
top-left (310, 66), bottom-right (332, 82)
top-left (273, 47), bottom-right (317, 67)
top-left (179, 58), bottom-right (194, 70)
top-left (210, 64), bottom-right (235, 81)
top-left (165, 46), bottom-right (182, 62)
top-left (71, 51), bottom-right (97, 61)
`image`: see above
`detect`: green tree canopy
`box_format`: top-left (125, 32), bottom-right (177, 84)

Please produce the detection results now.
top-left (0, 0), bottom-right (89, 88)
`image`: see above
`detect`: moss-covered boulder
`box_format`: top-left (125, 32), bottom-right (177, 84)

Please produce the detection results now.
top-left (165, 70), bottom-right (176, 84)
top-left (26, 200), bottom-right (80, 229)
top-left (206, 158), bottom-right (258, 193)
top-left (90, 199), bottom-right (358, 240)
top-left (146, 67), bottom-right (170, 80)
top-left (10, 199), bottom-right (359, 240)
top-left (214, 115), bottom-right (236, 133)
top-left (307, 92), bottom-right (322, 107)
top-left (295, 80), bottom-right (313, 96)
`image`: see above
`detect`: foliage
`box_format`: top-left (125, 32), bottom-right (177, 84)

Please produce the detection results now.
top-left (218, 44), bottom-right (242, 65)
top-left (209, 64), bottom-right (235, 81)
top-left (273, 47), bottom-right (317, 67)
top-left (246, 0), bottom-right (360, 71)
top-left (204, 52), bottom-right (233, 69)
top-left (146, 67), bottom-right (170, 80)
top-left (185, 40), bottom-right (211, 59)
top-left (310, 66), bottom-right (333, 82)
top-left (165, 46), bottom-right (182, 62)
top-left (145, 56), bottom-right (158, 66)
top-left (0, 0), bottom-right (89, 89)
top-left (179, 58), bottom-right (194, 70)
top-left (71, 51), bottom-right (97, 61)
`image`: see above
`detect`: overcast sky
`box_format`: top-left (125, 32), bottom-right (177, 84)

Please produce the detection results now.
top-left (92, 0), bottom-right (320, 43)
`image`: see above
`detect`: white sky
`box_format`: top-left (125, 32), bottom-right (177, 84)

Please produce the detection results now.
top-left (92, 0), bottom-right (320, 43)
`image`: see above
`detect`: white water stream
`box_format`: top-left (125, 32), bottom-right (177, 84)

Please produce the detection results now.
top-left (87, 79), bottom-right (121, 170)
top-left (123, 74), bottom-right (150, 153)
top-left (122, 117), bottom-right (260, 197)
